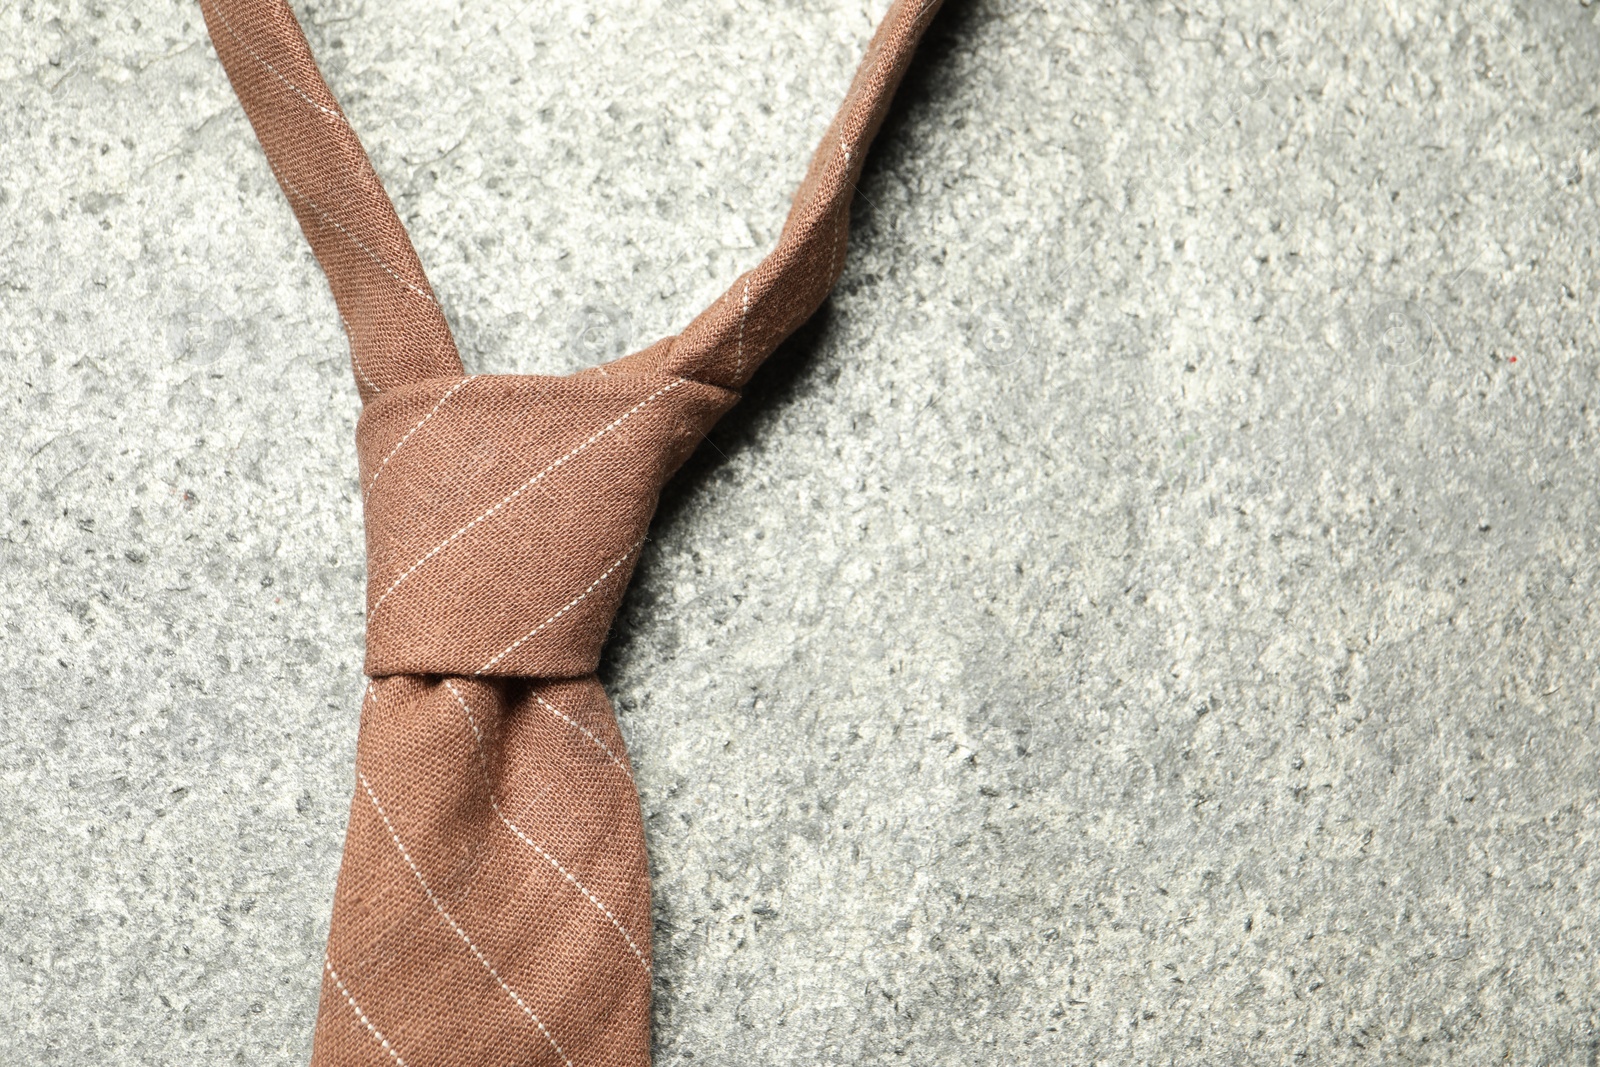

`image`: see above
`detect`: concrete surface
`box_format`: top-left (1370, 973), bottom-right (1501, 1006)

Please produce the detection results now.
top-left (4, 0), bottom-right (1600, 1062)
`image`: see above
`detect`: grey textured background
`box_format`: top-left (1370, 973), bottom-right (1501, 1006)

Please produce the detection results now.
top-left (4, 0), bottom-right (1600, 1062)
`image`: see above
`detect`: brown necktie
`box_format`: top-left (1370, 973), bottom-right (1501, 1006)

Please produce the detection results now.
top-left (199, 1), bottom-right (941, 1062)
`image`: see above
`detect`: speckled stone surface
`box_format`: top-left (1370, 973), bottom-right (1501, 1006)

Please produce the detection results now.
top-left (4, 0), bottom-right (1600, 1063)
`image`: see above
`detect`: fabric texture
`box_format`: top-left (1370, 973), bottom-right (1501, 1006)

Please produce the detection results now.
top-left (198, 1), bottom-right (942, 1062)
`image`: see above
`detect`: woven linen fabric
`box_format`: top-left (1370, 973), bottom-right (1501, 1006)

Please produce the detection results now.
top-left (198, 1), bottom-right (943, 1063)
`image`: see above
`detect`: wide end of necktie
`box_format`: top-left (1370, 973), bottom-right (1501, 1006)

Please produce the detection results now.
top-left (199, 0), bottom-right (943, 1063)
top-left (317, 673), bottom-right (655, 1067)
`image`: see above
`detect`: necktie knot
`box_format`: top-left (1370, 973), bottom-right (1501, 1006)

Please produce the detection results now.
top-left (356, 370), bottom-right (735, 678)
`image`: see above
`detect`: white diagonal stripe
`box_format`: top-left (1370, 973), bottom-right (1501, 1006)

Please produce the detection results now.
top-left (475, 541), bottom-right (643, 675)
top-left (734, 277), bottom-right (752, 381)
top-left (278, 176), bottom-right (440, 308)
top-left (359, 772), bottom-right (574, 1067)
top-left (365, 376), bottom-right (476, 499)
top-left (325, 958), bottom-right (408, 1067)
top-left (205, 0), bottom-right (349, 126)
top-left (533, 687), bottom-right (634, 784)
top-left (371, 379), bottom-right (686, 619)
top-left (444, 681), bottom-right (651, 975)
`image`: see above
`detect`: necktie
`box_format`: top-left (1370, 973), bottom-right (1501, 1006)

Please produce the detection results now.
top-left (199, 1), bottom-right (941, 1062)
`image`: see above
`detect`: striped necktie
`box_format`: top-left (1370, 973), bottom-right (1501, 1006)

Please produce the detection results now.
top-left (198, 1), bottom-right (941, 1062)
